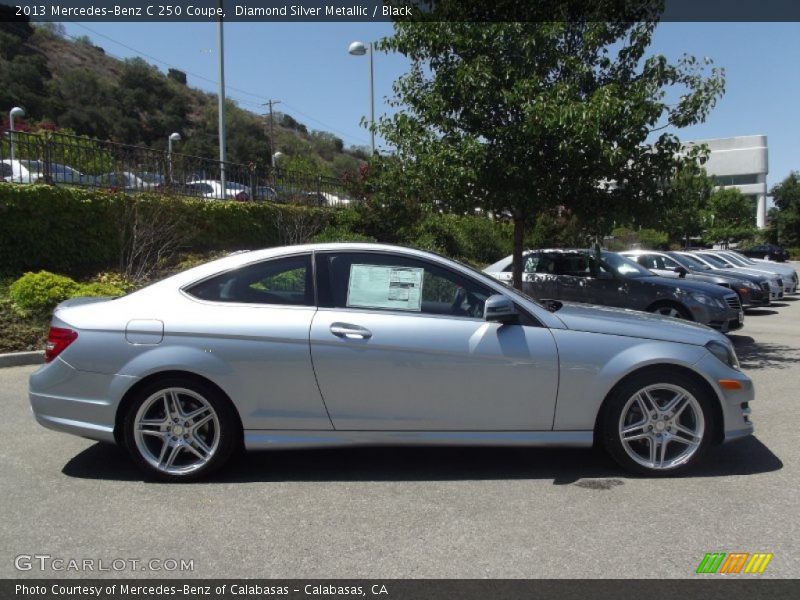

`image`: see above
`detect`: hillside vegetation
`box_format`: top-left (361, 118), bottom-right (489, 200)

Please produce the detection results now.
top-left (0, 13), bottom-right (368, 178)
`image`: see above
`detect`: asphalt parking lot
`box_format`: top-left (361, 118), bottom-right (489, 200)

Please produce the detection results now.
top-left (1, 288), bottom-right (799, 579)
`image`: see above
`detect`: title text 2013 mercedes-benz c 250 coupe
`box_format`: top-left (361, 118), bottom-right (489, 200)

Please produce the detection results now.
top-left (30, 244), bottom-right (754, 481)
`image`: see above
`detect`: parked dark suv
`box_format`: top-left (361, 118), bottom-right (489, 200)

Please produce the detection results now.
top-left (738, 244), bottom-right (789, 262)
top-left (485, 249), bottom-right (743, 333)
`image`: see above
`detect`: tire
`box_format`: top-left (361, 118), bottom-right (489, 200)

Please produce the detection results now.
top-left (649, 302), bottom-right (692, 320)
top-left (600, 370), bottom-right (716, 476)
top-left (121, 377), bottom-right (241, 482)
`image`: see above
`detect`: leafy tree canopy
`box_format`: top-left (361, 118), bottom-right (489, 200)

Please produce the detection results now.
top-left (373, 0), bottom-right (725, 287)
top-left (705, 188), bottom-right (757, 246)
top-left (769, 172), bottom-right (800, 248)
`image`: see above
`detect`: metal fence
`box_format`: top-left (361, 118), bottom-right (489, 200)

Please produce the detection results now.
top-left (0, 130), bottom-right (356, 207)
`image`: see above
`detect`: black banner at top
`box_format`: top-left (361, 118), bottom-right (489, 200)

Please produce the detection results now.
top-left (1, 0), bottom-right (800, 22)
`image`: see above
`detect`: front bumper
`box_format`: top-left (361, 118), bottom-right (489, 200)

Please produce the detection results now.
top-left (29, 358), bottom-right (135, 443)
top-left (738, 286), bottom-right (770, 308)
top-left (693, 353), bottom-right (755, 443)
top-left (702, 303), bottom-right (744, 333)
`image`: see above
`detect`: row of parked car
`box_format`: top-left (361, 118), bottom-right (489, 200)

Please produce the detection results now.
top-left (1, 159), bottom-right (350, 206)
top-left (484, 248), bottom-right (798, 334)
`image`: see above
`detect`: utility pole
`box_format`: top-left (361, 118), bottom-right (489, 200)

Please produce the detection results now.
top-left (264, 99), bottom-right (281, 168)
top-left (217, 0), bottom-right (227, 197)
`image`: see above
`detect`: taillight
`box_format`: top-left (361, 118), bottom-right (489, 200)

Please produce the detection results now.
top-left (45, 327), bottom-right (78, 363)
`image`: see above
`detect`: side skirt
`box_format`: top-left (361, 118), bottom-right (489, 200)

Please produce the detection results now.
top-left (244, 430), bottom-right (593, 451)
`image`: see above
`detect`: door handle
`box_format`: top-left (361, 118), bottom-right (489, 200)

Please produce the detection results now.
top-left (330, 323), bottom-right (372, 340)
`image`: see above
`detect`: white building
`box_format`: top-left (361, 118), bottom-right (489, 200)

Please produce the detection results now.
top-left (686, 135), bottom-right (769, 229)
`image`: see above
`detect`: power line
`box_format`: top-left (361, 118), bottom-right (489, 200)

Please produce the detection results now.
top-left (69, 22), bottom-right (372, 146)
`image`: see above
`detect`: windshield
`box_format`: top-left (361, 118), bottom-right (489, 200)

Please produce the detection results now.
top-left (670, 253), bottom-right (709, 271)
top-left (720, 252), bottom-right (751, 266)
top-left (138, 172), bottom-right (164, 184)
top-left (19, 160), bottom-right (43, 170)
top-left (728, 251), bottom-right (756, 264)
top-left (697, 253), bottom-right (730, 269)
top-left (601, 252), bottom-right (653, 278)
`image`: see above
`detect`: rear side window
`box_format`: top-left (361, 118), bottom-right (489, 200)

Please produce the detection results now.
top-left (185, 254), bottom-right (314, 306)
top-left (636, 255), bottom-right (664, 270)
top-left (0, 164), bottom-right (11, 177)
top-left (555, 255), bottom-right (590, 277)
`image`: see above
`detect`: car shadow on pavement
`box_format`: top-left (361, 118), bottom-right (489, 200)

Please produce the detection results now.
top-left (729, 334), bottom-right (800, 369)
top-left (61, 436), bottom-right (781, 485)
top-left (743, 308), bottom-right (779, 316)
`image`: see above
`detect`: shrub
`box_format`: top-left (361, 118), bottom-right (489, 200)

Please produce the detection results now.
top-left (405, 213), bottom-right (511, 265)
top-left (9, 271), bottom-right (125, 318)
top-left (0, 185), bottom-right (337, 277)
top-left (75, 281), bottom-right (126, 297)
top-left (92, 271), bottom-right (135, 292)
top-left (9, 271), bottom-right (79, 317)
top-left (313, 226), bottom-right (376, 243)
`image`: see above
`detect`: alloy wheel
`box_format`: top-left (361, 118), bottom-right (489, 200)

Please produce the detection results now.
top-left (133, 387), bottom-right (220, 476)
top-left (654, 306), bottom-right (684, 319)
top-left (618, 383), bottom-right (705, 470)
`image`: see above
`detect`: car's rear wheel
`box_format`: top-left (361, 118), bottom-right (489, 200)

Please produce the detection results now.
top-left (122, 378), bottom-right (240, 482)
top-left (601, 371), bottom-right (715, 475)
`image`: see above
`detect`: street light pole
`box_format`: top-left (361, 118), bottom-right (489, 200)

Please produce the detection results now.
top-left (168, 132), bottom-right (181, 184)
top-left (368, 42), bottom-right (374, 155)
top-left (348, 41), bottom-right (376, 155)
top-left (8, 106), bottom-right (25, 169)
top-left (217, 2), bottom-right (227, 198)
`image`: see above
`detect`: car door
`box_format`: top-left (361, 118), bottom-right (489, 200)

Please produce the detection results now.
top-left (309, 251), bottom-right (559, 431)
top-left (589, 255), bottom-right (647, 309)
top-left (553, 254), bottom-right (591, 303)
top-left (181, 252), bottom-right (332, 430)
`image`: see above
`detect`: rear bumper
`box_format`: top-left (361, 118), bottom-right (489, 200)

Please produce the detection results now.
top-left (28, 358), bottom-right (135, 443)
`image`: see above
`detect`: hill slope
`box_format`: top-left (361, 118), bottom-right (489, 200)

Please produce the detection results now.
top-left (0, 14), bottom-right (368, 179)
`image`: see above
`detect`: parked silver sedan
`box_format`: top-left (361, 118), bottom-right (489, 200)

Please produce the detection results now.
top-left (30, 244), bottom-right (754, 481)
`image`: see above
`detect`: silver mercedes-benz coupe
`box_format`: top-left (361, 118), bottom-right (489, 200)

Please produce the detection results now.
top-left (30, 243), bottom-right (754, 481)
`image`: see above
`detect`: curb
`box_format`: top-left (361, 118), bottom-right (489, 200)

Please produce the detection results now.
top-left (0, 351), bottom-right (44, 368)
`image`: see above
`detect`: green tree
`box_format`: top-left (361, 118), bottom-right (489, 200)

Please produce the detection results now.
top-left (769, 172), bottom-right (800, 248)
top-left (705, 188), bottom-right (757, 246)
top-left (656, 150), bottom-right (715, 248)
top-left (373, 1), bottom-right (725, 288)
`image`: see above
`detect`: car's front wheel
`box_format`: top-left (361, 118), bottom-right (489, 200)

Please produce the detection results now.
top-left (600, 371), bottom-right (715, 475)
top-left (649, 302), bottom-right (691, 320)
top-left (122, 378), bottom-right (240, 482)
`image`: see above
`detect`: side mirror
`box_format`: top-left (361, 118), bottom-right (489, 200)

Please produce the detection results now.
top-left (596, 270), bottom-right (614, 280)
top-left (675, 266), bottom-right (688, 278)
top-left (484, 294), bottom-right (519, 324)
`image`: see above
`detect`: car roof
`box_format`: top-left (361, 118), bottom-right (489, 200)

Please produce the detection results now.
top-left (149, 243), bottom-right (482, 289)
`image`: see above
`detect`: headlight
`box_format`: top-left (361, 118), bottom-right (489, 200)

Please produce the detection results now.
top-left (706, 340), bottom-right (740, 370)
top-left (690, 292), bottom-right (725, 309)
top-left (742, 280), bottom-right (759, 290)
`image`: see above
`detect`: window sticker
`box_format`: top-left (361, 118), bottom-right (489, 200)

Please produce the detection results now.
top-left (346, 264), bottom-right (424, 311)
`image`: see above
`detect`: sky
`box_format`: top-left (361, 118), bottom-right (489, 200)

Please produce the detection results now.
top-left (63, 21), bottom-right (800, 191)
